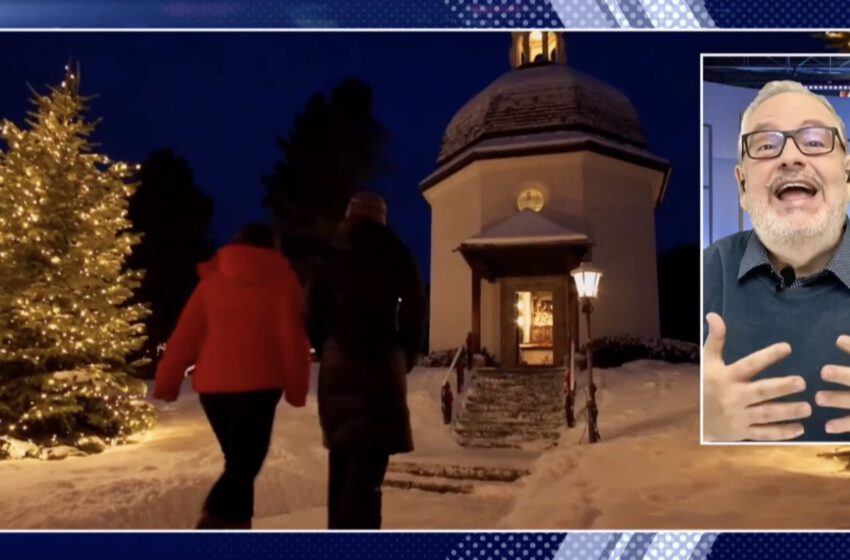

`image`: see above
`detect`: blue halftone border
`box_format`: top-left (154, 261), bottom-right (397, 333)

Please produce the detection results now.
top-left (709, 534), bottom-right (850, 560)
top-left (0, 533), bottom-right (475, 559)
top-left (2, 0), bottom-right (845, 28)
top-left (706, 0), bottom-right (850, 27)
top-left (6, 532), bottom-right (850, 558)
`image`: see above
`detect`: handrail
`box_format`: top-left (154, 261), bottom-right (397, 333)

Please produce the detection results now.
top-left (440, 345), bottom-right (466, 425)
top-left (443, 346), bottom-right (464, 386)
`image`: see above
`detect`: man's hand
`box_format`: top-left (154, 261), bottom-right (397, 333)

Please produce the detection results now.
top-left (816, 335), bottom-right (850, 434)
top-left (703, 312), bottom-right (811, 442)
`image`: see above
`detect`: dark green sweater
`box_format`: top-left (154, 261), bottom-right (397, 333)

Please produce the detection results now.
top-left (704, 226), bottom-right (850, 442)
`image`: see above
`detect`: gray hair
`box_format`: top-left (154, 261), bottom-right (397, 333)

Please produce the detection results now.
top-left (738, 80), bottom-right (848, 162)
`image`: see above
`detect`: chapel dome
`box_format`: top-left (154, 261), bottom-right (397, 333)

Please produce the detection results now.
top-left (438, 36), bottom-right (647, 164)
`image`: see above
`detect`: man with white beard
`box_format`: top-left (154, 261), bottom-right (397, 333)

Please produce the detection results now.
top-left (704, 80), bottom-right (850, 442)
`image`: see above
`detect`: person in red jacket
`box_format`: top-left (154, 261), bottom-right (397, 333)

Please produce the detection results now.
top-left (153, 222), bottom-right (310, 530)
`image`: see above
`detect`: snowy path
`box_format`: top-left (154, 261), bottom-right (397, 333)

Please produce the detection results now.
top-left (3, 361), bottom-right (850, 530)
top-left (0, 396), bottom-right (329, 529)
top-left (257, 488), bottom-right (512, 530)
top-left (0, 367), bottom-right (530, 529)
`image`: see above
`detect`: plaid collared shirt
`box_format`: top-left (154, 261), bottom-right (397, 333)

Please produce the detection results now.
top-left (737, 220), bottom-right (850, 290)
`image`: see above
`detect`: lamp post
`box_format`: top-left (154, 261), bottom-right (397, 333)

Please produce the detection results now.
top-left (571, 261), bottom-right (602, 443)
top-left (565, 336), bottom-right (576, 428)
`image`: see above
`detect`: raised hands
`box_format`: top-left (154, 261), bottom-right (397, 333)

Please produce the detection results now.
top-left (815, 335), bottom-right (850, 434)
top-left (703, 312), bottom-right (812, 442)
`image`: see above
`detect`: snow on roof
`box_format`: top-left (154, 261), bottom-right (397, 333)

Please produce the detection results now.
top-left (438, 64), bottom-right (647, 164)
top-left (461, 209), bottom-right (589, 247)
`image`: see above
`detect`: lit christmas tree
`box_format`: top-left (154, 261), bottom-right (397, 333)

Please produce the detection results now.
top-left (0, 65), bottom-right (155, 459)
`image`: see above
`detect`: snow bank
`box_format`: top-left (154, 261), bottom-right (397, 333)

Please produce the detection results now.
top-left (5, 359), bottom-right (847, 530)
top-left (502, 361), bottom-right (850, 530)
top-left (0, 366), bottom-right (327, 529)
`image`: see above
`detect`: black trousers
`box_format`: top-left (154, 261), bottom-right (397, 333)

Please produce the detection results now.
top-left (199, 389), bottom-right (283, 523)
top-left (327, 446), bottom-right (390, 529)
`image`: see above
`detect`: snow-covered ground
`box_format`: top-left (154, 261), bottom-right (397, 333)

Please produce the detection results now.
top-left (1, 360), bottom-right (849, 530)
top-left (504, 360), bottom-right (850, 530)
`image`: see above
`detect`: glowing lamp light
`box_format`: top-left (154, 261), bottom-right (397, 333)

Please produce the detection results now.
top-left (571, 260), bottom-right (603, 443)
top-left (571, 262), bottom-right (602, 299)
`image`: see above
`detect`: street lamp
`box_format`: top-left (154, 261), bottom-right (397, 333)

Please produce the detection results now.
top-left (571, 261), bottom-right (602, 443)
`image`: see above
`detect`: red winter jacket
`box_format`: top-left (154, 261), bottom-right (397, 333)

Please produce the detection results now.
top-left (153, 244), bottom-right (310, 406)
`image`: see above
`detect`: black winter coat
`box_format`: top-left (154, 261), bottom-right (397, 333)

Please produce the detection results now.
top-left (306, 220), bottom-right (426, 454)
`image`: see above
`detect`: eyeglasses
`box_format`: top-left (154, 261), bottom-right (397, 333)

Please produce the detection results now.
top-left (741, 126), bottom-right (847, 160)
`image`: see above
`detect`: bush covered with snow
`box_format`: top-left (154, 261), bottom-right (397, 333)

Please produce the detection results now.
top-left (587, 336), bottom-right (699, 368)
top-left (418, 349), bottom-right (457, 368)
top-left (418, 348), bottom-right (497, 368)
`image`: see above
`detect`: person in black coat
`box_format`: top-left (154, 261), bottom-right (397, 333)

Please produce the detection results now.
top-left (306, 191), bottom-right (426, 530)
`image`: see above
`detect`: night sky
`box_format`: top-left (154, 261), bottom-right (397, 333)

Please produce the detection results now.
top-left (0, 32), bottom-right (830, 276)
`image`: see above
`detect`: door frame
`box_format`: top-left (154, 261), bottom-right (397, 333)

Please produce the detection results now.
top-left (500, 276), bottom-right (568, 368)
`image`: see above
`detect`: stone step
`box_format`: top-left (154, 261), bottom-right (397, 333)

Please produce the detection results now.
top-left (466, 392), bottom-right (560, 401)
top-left (455, 418), bottom-right (565, 435)
top-left (472, 379), bottom-right (562, 387)
top-left (383, 475), bottom-right (473, 494)
top-left (471, 373), bottom-right (561, 381)
top-left (477, 367), bottom-right (565, 375)
top-left (457, 412), bottom-right (564, 426)
top-left (453, 367), bottom-right (565, 449)
top-left (455, 428), bottom-right (560, 441)
top-left (467, 394), bottom-right (560, 404)
top-left (473, 377), bottom-right (561, 384)
top-left (459, 410), bottom-right (564, 424)
top-left (455, 418), bottom-right (560, 431)
top-left (471, 382), bottom-right (561, 391)
top-left (473, 370), bottom-right (563, 379)
top-left (464, 402), bottom-right (563, 413)
top-left (471, 373), bottom-right (560, 381)
top-left (468, 382), bottom-right (561, 392)
top-left (387, 461), bottom-right (529, 483)
top-left (455, 435), bottom-right (559, 450)
top-left (462, 410), bottom-right (563, 419)
top-left (465, 395), bottom-right (562, 407)
top-left (455, 418), bottom-right (563, 435)
top-left (464, 402), bottom-right (562, 410)
top-left (455, 438), bottom-right (522, 449)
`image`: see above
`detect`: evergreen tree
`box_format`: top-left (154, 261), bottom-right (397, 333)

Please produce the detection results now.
top-left (657, 244), bottom-right (699, 343)
top-left (126, 148), bottom-right (214, 374)
top-left (0, 65), bottom-right (154, 457)
top-left (263, 77), bottom-right (391, 275)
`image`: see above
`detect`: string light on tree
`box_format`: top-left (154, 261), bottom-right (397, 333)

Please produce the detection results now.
top-left (0, 64), bottom-right (154, 458)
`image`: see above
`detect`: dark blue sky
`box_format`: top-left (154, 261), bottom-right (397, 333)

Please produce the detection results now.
top-left (0, 32), bottom-right (828, 276)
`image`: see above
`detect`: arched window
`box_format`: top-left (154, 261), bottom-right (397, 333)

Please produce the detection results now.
top-left (529, 31), bottom-right (545, 63)
top-left (516, 32), bottom-right (561, 67)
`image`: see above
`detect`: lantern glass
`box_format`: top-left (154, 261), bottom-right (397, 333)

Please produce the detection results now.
top-left (571, 263), bottom-right (602, 299)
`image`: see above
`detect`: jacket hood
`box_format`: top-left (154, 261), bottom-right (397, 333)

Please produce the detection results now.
top-left (197, 244), bottom-right (291, 285)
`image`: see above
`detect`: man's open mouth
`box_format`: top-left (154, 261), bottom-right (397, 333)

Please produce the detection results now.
top-left (774, 181), bottom-right (819, 201)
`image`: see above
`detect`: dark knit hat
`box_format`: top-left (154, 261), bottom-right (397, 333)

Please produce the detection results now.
top-left (345, 191), bottom-right (387, 225)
